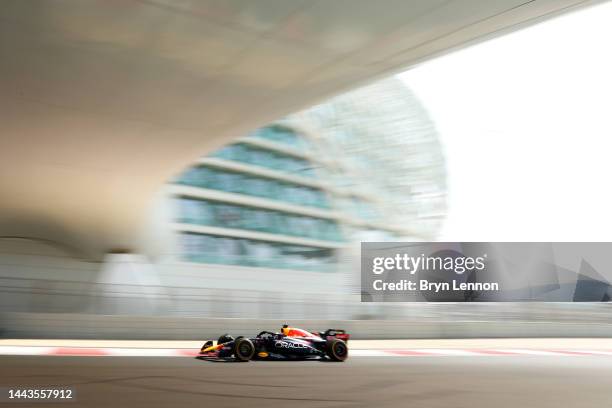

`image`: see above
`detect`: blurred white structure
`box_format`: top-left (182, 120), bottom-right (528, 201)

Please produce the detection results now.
top-left (0, 0), bottom-right (595, 260)
top-left (292, 77), bottom-right (447, 239)
top-left (0, 79), bottom-right (446, 320)
top-left (161, 78), bottom-right (446, 317)
top-left (0, 1), bottom-right (602, 333)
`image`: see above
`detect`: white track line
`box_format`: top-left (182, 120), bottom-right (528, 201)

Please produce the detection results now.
top-left (2, 346), bottom-right (612, 357)
top-left (407, 349), bottom-right (482, 356)
top-left (499, 349), bottom-right (570, 356)
top-left (0, 346), bottom-right (54, 355)
top-left (563, 349), bottom-right (612, 356)
top-left (349, 349), bottom-right (390, 357)
top-left (106, 348), bottom-right (188, 357)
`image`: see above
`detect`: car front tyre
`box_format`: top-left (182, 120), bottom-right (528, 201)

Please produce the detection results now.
top-left (233, 337), bottom-right (255, 362)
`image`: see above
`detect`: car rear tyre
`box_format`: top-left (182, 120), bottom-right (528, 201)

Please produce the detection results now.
top-left (326, 338), bottom-right (348, 361)
top-left (233, 337), bottom-right (255, 362)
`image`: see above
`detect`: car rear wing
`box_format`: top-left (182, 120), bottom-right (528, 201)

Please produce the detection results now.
top-left (319, 329), bottom-right (350, 343)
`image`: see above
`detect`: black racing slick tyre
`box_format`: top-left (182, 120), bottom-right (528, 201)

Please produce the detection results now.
top-left (326, 338), bottom-right (348, 361)
top-left (233, 337), bottom-right (255, 362)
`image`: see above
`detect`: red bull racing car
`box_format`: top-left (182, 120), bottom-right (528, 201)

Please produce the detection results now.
top-left (199, 325), bottom-right (349, 362)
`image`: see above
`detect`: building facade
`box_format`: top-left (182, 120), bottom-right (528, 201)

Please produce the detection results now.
top-left (166, 77), bottom-right (446, 316)
top-left (0, 78), bottom-right (447, 322)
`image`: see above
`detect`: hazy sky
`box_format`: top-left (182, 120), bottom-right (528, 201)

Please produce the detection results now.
top-left (399, 1), bottom-right (612, 241)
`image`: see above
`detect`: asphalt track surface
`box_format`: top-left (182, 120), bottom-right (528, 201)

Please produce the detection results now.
top-left (3, 355), bottom-right (612, 408)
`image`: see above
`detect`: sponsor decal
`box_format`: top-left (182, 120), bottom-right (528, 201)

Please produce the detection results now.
top-left (275, 340), bottom-right (308, 349)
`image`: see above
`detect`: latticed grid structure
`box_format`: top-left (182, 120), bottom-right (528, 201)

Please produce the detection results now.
top-left (171, 77), bottom-right (447, 278)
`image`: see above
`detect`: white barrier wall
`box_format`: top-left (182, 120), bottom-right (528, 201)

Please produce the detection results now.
top-left (4, 312), bottom-right (612, 339)
top-left (0, 238), bottom-right (361, 319)
top-left (3, 238), bottom-right (612, 339)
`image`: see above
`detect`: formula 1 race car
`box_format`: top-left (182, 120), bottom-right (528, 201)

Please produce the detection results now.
top-left (198, 325), bottom-right (349, 362)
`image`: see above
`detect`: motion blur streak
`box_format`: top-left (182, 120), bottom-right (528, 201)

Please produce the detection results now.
top-left (2, 356), bottom-right (612, 408)
top-left (1, 0), bottom-right (609, 337)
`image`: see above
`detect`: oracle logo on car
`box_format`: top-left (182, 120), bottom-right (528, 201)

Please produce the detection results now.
top-left (275, 340), bottom-right (307, 349)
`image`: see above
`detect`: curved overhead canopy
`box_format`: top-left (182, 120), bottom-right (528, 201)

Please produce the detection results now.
top-left (0, 0), bottom-right (599, 259)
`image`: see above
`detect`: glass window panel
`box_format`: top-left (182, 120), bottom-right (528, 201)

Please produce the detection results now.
top-left (214, 204), bottom-right (242, 229)
top-left (181, 234), bottom-right (337, 271)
